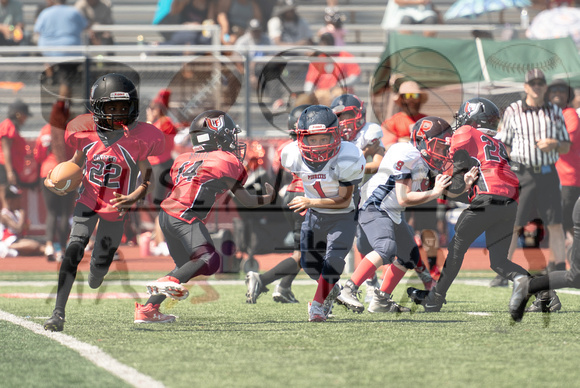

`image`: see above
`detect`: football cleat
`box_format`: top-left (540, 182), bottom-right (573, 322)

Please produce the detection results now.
top-left (308, 301), bottom-right (326, 322)
top-left (88, 271), bottom-right (104, 289)
top-left (407, 287), bottom-right (446, 312)
top-left (509, 276), bottom-right (531, 322)
top-left (134, 302), bottom-right (176, 324)
top-left (245, 271), bottom-right (268, 304)
top-left (489, 274), bottom-right (509, 287)
top-left (525, 290), bottom-right (562, 313)
top-left (272, 284), bottom-right (299, 303)
top-left (336, 279), bottom-right (364, 313)
top-left (322, 283), bottom-right (342, 318)
top-left (146, 276), bottom-right (189, 301)
top-left (44, 311), bottom-right (65, 332)
top-left (368, 289), bottom-right (411, 313)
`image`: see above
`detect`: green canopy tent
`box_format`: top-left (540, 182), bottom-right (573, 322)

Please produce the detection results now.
top-left (371, 32), bottom-right (580, 124)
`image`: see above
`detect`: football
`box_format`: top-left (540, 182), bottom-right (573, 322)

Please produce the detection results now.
top-left (49, 161), bottom-right (83, 193)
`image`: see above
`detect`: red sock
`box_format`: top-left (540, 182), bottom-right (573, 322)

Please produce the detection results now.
top-left (380, 264), bottom-right (406, 294)
top-left (313, 275), bottom-right (333, 304)
top-left (350, 258), bottom-right (378, 286)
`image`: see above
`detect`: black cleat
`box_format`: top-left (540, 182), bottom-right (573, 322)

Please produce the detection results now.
top-left (489, 274), bottom-right (509, 287)
top-left (44, 312), bottom-right (65, 332)
top-left (407, 287), bottom-right (445, 312)
top-left (407, 287), bottom-right (429, 304)
top-left (509, 276), bottom-right (531, 322)
top-left (88, 272), bottom-right (104, 289)
top-left (525, 290), bottom-right (562, 313)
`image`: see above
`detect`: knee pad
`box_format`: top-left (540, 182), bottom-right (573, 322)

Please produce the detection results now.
top-left (396, 246), bottom-right (421, 270)
top-left (63, 241), bottom-right (85, 266)
top-left (191, 243), bottom-right (221, 276)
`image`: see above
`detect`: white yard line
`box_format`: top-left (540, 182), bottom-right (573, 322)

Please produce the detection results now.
top-left (0, 310), bottom-right (165, 388)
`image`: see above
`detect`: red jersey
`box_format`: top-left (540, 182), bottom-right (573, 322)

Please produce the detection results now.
top-left (161, 150), bottom-right (248, 224)
top-left (555, 107), bottom-right (580, 187)
top-left (0, 118), bottom-right (27, 179)
top-left (148, 116), bottom-right (177, 165)
top-left (382, 112), bottom-right (426, 140)
top-left (450, 125), bottom-right (519, 202)
top-left (275, 139), bottom-right (304, 193)
top-left (65, 114), bottom-right (165, 221)
top-left (304, 51), bottom-right (361, 90)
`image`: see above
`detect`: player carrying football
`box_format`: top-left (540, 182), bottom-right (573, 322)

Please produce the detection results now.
top-left (408, 98), bottom-right (534, 313)
top-left (44, 73), bottom-right (165, 332)
top-left (136, 110), bottom-right (274, 323)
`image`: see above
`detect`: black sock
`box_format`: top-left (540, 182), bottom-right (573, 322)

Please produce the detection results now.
top-left (529, 271), bottom-right (569, 294)
top-left (279, 268), bottom-right (300, 288)
top-left (554, 262), bottom-right (567, 271)
top-left (170, 258), bottom-right (208, 284)
top-left (427, 256), bottom-right (437, 268)
top-left (260, 258), bottom-right (300, 286)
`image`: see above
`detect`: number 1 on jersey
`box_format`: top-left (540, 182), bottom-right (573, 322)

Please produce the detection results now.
top-left (313, 181), bottom-right (327, 198)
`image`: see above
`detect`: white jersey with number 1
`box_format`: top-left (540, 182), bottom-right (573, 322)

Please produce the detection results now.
top-left (281, 141), bottom-right (366, 214)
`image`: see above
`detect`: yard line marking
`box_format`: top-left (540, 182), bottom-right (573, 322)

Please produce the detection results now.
top-left (0, 310), bottom-right (166, 388)
top-left (0, 292), bottom-right (150, 299)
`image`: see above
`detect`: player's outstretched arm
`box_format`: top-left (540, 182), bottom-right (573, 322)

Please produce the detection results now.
top-left (396, 175), bottom-right (451, 207)
top-left (230, 180), bottom-right (275, 208)
top-left (110, 159), bottom-right (153, 214)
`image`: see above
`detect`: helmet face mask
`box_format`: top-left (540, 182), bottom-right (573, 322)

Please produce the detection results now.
top-left (90, 73), bottom-right (139, 132)
top-left (330, 94), bottom-right (366, 142)
top-left (296, 105), bottom-right (341, 164)
top-left (412, 116), bottom-right (453, 172)
top-left (189, 110), bottom-right (246, 162)
top-left (455, 97), bottom-right (500, 131)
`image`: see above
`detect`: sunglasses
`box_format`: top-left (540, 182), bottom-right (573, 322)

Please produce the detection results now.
top-left (401, 93), bottom-right (420, 100)
top-left (528, 80), bottom-right (546, 87)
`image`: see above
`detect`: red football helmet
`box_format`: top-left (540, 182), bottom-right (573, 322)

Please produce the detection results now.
top-left (411, 116), bottom-right (453, 172)
top-left (330, 94), bottom-right (366, 142)
top-left (296, 105), bottom-right (342, 163)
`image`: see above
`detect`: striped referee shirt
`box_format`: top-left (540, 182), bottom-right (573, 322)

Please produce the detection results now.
top-left (499, 100), bottom-right (570, 167)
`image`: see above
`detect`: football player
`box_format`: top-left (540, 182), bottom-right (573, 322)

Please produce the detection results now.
top-left (44, 73), bottom-right (165, 332)
top-left (408, 98), bottom-right (533, 313)
top-left (280, 105), bottom-right (366, 322)
top-left (245, 104), bottom-right (311, 304)
top-left (138, 110), bottom-right (274, 323)
top-left (337, 116), bottom-right (452, 313)
top-left (331, 93), bottom-right (435, 299)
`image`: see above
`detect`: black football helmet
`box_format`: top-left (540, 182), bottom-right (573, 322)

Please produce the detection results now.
top-left (189, 110), bottom-right (246, 161)
top-left (90, 73), bottom-right (139, 132)
top-left (296, 105), bottom-right (341, 163)
top-left (411, 116), bottom-right (453, 172)
top-left (455, 97), bottom-right (500, 131)
top-left (330, 94), bottom-right (366, 142)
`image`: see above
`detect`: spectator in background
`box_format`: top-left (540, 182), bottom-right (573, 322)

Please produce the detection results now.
top-left (318, 7), bottom-right (346, 46)
top-left (0, 0), bottom-right (24, 46)
top-left (0, 186), bottom-right (45, 258)
top-left (34, 101), bottom-right (75, 262)
top-left (495, 69), bottom-right (570, 298)
top-left (0, 100), bottom-right (30, 210)
top-left (217, 0), bottom-right (262, 45)
top-left (146, 89), bottom-right (178, 257)
top-left (381, 0), bottom-right (439, 38)
top-left (235, 18), bottom-right (270, 89)
top-left (74, 0), bottom-right (114, 45)
top-left (381, 80), bottom-right (428, 149)
top-left (160, 0), bottom-right (216, 46)
top-left (547, 79), bottom-right (580, 260)
top-left (34, 0), bottom-right (88, 99)
top-left (303, 32), bottom-right (360, 106)
top-left (268, 0), bottom-right (313, 46)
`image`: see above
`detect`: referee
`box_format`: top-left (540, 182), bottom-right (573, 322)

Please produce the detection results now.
top-left (497, 69), bottom-right (570, 298)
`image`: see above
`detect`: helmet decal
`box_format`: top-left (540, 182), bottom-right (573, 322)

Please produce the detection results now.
top-left (206, 115), bottom-right (225, 131)
top-left (110, 92), bottom-right (130, 100)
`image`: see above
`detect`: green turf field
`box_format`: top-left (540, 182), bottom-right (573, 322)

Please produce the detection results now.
top-left (1, 271), bottom-right (579, 388)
